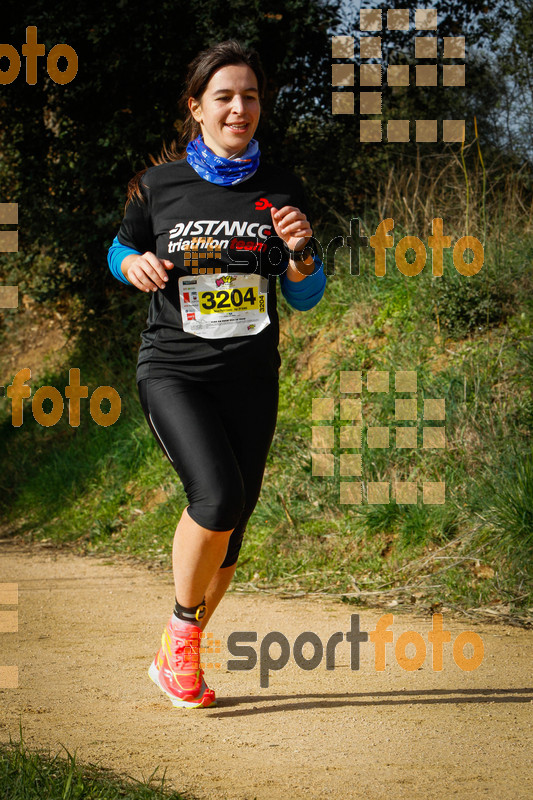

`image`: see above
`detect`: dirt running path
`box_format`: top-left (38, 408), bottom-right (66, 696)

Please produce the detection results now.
top-left (0, 543), bottom-right (531, 800)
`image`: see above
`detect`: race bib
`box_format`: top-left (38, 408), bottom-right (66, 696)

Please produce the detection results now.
top-left (178, 273), bottom-right (270, 339)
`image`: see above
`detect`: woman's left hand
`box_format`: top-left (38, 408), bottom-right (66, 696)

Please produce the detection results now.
top-left (270, 205), bottom-right (312, 252)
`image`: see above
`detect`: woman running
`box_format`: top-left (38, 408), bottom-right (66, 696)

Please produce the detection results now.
top-left (107, 39), bottom-right (326, 708)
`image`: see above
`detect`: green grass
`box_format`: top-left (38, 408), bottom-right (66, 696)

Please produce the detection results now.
top-left (0, 728), bottom-right (190, 800)
top-left (0, 225), bottom-right (531, 619)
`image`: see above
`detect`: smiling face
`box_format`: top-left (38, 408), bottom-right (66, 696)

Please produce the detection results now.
top-left (188, 63), bottom-right (261, 159)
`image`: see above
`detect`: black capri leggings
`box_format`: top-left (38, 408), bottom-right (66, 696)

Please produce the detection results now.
top-left (137, 374), bottom-right (279, 568)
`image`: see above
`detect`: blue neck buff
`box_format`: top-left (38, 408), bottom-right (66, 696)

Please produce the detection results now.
top-left (186, 134), bottom-right (260, 186)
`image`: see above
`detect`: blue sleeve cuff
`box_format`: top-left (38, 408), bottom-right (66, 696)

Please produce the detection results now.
top-left (280, 256), bottom-right (326, 311)
top-left (107, 235), bottom-right (141, 285)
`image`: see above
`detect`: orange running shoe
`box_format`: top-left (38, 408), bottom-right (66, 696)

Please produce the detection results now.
top-left (148, 615), bottom-right (216, 708)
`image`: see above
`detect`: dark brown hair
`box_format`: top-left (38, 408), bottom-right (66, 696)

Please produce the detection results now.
top-left (126, 39), bottom-right (266, 206)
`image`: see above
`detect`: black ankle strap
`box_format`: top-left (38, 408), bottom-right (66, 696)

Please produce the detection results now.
top-left (173, 596), bottom-right (207, 622)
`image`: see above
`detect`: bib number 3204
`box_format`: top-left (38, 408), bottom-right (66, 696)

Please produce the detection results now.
top-left (199, 286), bottom-right (264, 313)
top-left (179, 273), bottom-right (270, 339)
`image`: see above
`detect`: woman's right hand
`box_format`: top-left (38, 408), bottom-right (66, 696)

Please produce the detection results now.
top-left (121, 252), bottom-right (174, 292)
